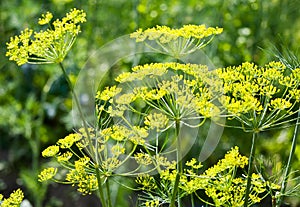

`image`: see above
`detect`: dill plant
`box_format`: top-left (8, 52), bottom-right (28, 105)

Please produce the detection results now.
top-left (130, 25), bottom-right (223, 59)
top-left (273, 48), bottom-right (300, 206)
top-left (0, 189), bottom-right (24, 207)
top-left (213, 61), bottom-right (300, 207)
top-left (5, 7), bottom-right (298, 207)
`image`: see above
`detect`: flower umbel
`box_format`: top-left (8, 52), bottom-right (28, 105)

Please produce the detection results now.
top-left (215, 61), bottom-right (300, 132)
top-left (0, 189), bottom-right (24, 207)
top-left (6, 8), bottom-right (86, 65)
top-left (41, 145), bottom-right (60, 157)
top-left (130, 24), bottom-right (223, 58)
top-left (136, 147), bottom-right (275, 207)
top-left (38, 11), bottom-right (53, 25)
top-left (38, 167), bottom-right (57, 182)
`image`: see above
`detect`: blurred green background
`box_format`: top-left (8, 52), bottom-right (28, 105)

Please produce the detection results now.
top-left (1, 0), bottom-right (300, 206)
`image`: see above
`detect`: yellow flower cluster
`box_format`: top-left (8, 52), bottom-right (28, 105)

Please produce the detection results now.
top-left (144, 198), bottom-right (160, 207)
top-left (116, 62), bottom-right (208, 83)
top-left (204, 146), bottom-right (248, 177)
top-left (38, 167), bottom-right (57, 182)
top-left (215, 61), bottom-right (300, 132)
top-left (41, 145), bottom-right (59, 157)
top-left (38, 11), bottom-right (53, 25)
top-left (270, 98), bottom-right (292, 110)
top-left (185, 158), bottom-right (203, 169)
top-left (203, 171), bottom-right (269, 206)
top-left (134, 153), bottom-right (153, 166)
top-left (130, 25), bottom-right (222, 57)
top-left (57, 133), bottom-right (83, 148)
top-left (111, 144), bottom-right (126, 156)
top-left (115, 93), bottom-right (137, 105)
top-left (57, 151), bottom-right (73, 162)
top-left (39, 129), bottom-right (99, 195)
top-left (6, 8), bottom-right (86, 65)
top-left (109, 62), bottom-right (220, 127)
top-left (39, 121), bottom-right (150, 194)
top-left (136, 175), bottom-right (157, 191)
top-left (101, 125), bottom-right (141, 142)
top-left (131, 25), bottom-right (222, 42)
top-left (41, 132), bottom-right (83, 159)
top-left (66, 157), bottom-right (98, 195)
top-left (144, 112), bottom-right (169, 132)
top-left (0, 189), bottom-right (24, 207)
top-left (96, 85), bottom-right (122, 101)
top-left (100, 127), bottom-right (148, 172)
top-left (136, 147), bottom-right (276, 207)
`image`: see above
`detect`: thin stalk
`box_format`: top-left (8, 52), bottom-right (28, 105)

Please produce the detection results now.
top-left (58, 63), bottom-right (94, 158)
top-left (191, 193), bottom-right (195, 207)
top-left (170, 119), bottom-right (182, 207)
top-left (170, 174), bottom-right (180, 207)
top-left (95, 167), bottom-right (107, 207)
top-left (277, 109), bottom-right (300, 206)
top-left (106, 178), bottom-right (112, 207)
top-left (59, 63), bottom-right (105, 207)
top-left (244, 132), bottom-right (257, 207)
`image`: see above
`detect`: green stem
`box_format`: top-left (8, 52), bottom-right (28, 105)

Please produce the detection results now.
top-left (170, 174), bottom-right (180, 207)
top-left (58, 63), bottom-right (94, 159)
top-left (170, 119), bottom-right (182, 207)
top-left (244, 132), bottom-right (257, 207)
top-left (106, 178), bottom-right (112, 207)
top-left (277, 110), bottom-right (300, 206)
top-left (191, 193), bottom-right (195, 207)
top-left (59, 63), bottom-right (103, 207)
top-left (95, 167), bottom-right (107, 207)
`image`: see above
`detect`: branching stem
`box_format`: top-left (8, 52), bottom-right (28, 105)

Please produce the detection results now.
top-left (277, 109), bottom-right (300, 206)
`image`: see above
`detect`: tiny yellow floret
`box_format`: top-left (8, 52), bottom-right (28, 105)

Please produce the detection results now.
top-left (0, 189), bottom-right (24, 207)
top-left (38, 167), bottom-right (57, 182)
top-left (42, 145), bottom-right (59, 157)
top-left (38, 11), bottom-right (53, 25)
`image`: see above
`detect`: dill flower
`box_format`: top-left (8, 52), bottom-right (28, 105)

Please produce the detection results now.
top-left (41, 145), bottom-right (60, 157)
top-left (134, 153), bottom-right (153, 165)
top-left (135, 147), bottom-right (278, 207)
top-left (129, 126), bottom-right (149, 145)
top-left (38, 11), bottom-right (53, 25)
top-left (57, 133), bottom-right (82, 148)
top-left (185, 158), bottom-right (203, 169)
top-left (65, 157), bottom-right (98, 195)
top-left (6, 8), bottom-right (86, 65)
top-left (184, 147), bottom-right (270, 206)
top-left (136, 174), bottom-right (157, 191)
top-left (144, 198), bottom-right (160, 207)
top-left (93, 61), bottom-right (221, 193)
top-left (130, 24), bottom-right (222, 58)
top-left (113, 62), bottom-right (220, 123)
top-left (144, 112), bottom-right (169, 132)
top-left (101, 157), bottom-right (121, 172)
top-left (111, 144), bottom-right (126, 156)
top-left (57, 151), bottom-right (73, 162)
top-left (215, 61), bottom-right (300, 132)
top-left (115, 93), bottom-right (137, 104)
top-left (270, 98), bottom-right (292, 110)
top-left (204, 146), bottom-right (248, 177)
top-left (96, 86), bottom-right (122, 101)
top-left (0, 189), bottom-right (24, 207)
top-left (110, 125), bottom-right (131, 141)
top-left (38, 167), bottom-right (57, 182)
